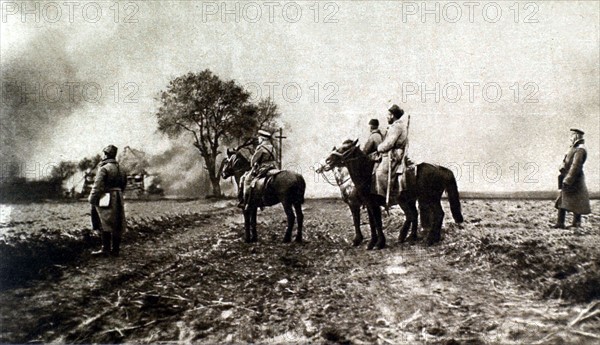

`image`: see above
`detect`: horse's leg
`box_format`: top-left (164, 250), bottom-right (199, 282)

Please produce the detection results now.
top-left (282, 201), bottom-right (295, 243)
top-left (421, 199), bottom-right (440, 246)
top-left (408, 198), bottom-right (419, 242)
top-left (250, 206), bottom-right (258, 243)
top-left (293, 202), bottom-right (303, 243)
top-left (430, 200), bottom-right (445, 244)
top-left (419, 200), bottom-right (432, 244)
top-left (373, 205), bottom-right (386, 249)
top-left (366, 205), bottom-right (378, 250)
top-left (397, 194), bottom-right (412, 243)
top-left (350, 203), bottom-right (363, 246)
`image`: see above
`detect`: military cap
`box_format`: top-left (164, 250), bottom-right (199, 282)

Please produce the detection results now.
top-left (368, 119), bottom-right (379, 127)
top-left (388, 104), bottom-right (404, 118)
top-left (102, 145), bottom-right (118, 158)
top-left (570, 128), bottom-right (585, 135)
top-left (257, 130), bottom-right (272, 139)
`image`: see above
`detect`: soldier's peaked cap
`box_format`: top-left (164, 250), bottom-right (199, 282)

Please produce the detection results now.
top-left (368, 119), bottom-right (379, 126)
top-left (570, 128), bottom-right (585, 135)
top-left (388, 104), bottom-right (404, 118)
top-left (103, 145), bottom-right (118, 157)
top-left (257, 130), bottom-right (272, 138)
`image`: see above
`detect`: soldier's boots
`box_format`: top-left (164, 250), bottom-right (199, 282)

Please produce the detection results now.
top-left (237, 189), bottom-right (245, 209)
top-left (111, 233), bottom-right (121, 257)
top-left (568, 214), bottom-right (582, 228)
top-left (551, 209), bottom-right (566, 229)
top-left (92, 232), bottom-right (112, 257)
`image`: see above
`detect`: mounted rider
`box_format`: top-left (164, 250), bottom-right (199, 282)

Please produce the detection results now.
top-left (239, 130), bottom-right (278, 209)
top-left (361, 118), bottom-right (384, 156)
top-left (373, 104), bottom-right (414, 198)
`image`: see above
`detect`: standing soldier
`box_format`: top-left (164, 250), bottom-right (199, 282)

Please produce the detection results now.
top-left (240, 130), bottom-right (278, 209)
top-left (553, 128), bottom-right (591, 228)
top-left (374, 104), bottom-right (412, 198)
top-left (89, 145), bottom-right (127, 257)
top-left (361, 118), bottom-right (384, 156)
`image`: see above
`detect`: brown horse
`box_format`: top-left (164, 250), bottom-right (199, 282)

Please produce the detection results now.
top-left (322, 139), bottom-right (463, 248)
top-left (222, 151), bottom-right (306, 243)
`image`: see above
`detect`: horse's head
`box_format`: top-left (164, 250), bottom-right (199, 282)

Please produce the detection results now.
top-left (221, 150), bottom-right (238, 179)
top-left (317, 139), bottom-right (359, 173)
top-left (221, 149), bottom-right (251, 179)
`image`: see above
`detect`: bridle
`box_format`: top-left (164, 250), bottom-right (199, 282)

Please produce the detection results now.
top-left (223, 154), bottom-right (249, 177)
top-left (317, 144), bottom-right (360, 186)
top-left (329, 144), bottom-right (363, 165)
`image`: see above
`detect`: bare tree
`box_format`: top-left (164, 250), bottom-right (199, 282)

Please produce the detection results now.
top-left (156, 70), bottom-right (280, 197)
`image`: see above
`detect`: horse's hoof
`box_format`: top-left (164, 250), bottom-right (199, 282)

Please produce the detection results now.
top-left (367, 241), bottom-right (376, 250)
top-left (283, 236), bottom-right (292, 243)
top-left (294, 236), bottom-right (302, 243)
top-left (352, 237), bottom-right (364, 247)
top-left (376, 240), bottom-right (386, 250)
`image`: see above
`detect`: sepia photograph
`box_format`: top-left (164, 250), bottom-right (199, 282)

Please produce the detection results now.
top-left (1, 1), bottom-right (599, 344)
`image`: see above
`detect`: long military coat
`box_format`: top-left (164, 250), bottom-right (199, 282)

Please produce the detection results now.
top-left (373, 118), bottom-right (408, 197)
top-left (89, 159), bottom-right (127, 234)
top-left (555, 139), bottom-right (591, 214)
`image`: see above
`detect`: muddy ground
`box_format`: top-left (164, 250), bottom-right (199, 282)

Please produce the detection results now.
top-left (0, 199), bottom-right (599, 344)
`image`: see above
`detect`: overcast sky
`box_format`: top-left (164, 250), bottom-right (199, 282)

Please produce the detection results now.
top-left (2, 1), bottom-right (598, 196)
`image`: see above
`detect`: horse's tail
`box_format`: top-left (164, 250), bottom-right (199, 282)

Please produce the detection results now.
top-left (443, 168), bottom-right (464, 223)
top-left (294, 174), bottom-right (306, 205)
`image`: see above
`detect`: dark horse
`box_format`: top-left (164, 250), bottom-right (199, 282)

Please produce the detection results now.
top-left (222, 150), bottom-right (251, 194)
top-left (321, 139), bottom-right (463, 249)
top-left (315, 164), bottom-right (364, 246)
top-left (222, 151), bottom-right (306, 243)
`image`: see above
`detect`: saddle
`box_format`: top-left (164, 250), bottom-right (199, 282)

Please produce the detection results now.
top-left (248, 168), bottom-right (282, 207)
top-left (399, 165), bottom-right (417, 191)
top-left (250, 168), bottom-right (281, 188)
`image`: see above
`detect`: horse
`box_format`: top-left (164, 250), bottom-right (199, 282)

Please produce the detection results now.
top-left (222, 150), bottom-right (251, 195)
top-left (321, 139), bottom-right (463, 248)
top-left (315, 164), bottom-right (364, 246)
top-left (221, 150), bottom-right (306, 244)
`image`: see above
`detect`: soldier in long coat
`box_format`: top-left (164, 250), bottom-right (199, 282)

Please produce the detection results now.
top-left (553, 128), bottom-right (591, 228)
top-left (89, 145), bottom-right (127, 256)
top-left (373, 105), bottom-right (411, 197)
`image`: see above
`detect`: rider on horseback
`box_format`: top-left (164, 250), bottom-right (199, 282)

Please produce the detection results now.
top-left (239, 130), bottom-right (278, 209)
top-left (374, 104), bottom-right (415, 198)
top-left (361, 118), bottom-right (384, 157)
